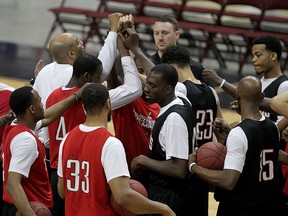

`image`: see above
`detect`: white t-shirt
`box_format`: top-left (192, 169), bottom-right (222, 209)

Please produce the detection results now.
top-left (57, 125), bottom-right (130, 183)
top-left (8, 121), bottom-right (42, 178)
top-left (261, 77), bottom-right (288, 122)
top-left (157, 97), bottom-right (189, 160)
top-left (33, 32), bottom-right (118, 147)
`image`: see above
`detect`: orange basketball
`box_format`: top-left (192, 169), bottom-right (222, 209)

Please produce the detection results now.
top-left (16, 201), bottom-right (51, 216)
top-left (196, 141), bottom-right (227, 170)
top-left (110, 179), bottom-right (148, 216)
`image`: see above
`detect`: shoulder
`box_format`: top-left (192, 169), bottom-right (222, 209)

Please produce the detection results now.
top-left (278, 80), bottom-right (288, 94)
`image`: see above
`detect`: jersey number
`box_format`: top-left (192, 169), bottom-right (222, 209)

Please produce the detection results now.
top-left (56, 116), bottom-right (67, 141)
top-left (67, 159), bottom-right (89, 193)
top-left (259, 149), bottom-right (274, 181)
top-left (196, 109), bottom-right (213, 140)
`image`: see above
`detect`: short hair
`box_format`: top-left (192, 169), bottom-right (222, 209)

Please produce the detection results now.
top-left (252, 35), bottom-right (282, 61)
top-left (162, 45), bottom-right (191, 68)
top-left (155, 15), bottom-right (179, 31)
top-left (82, 83), bottom-right (109, 114)
top-left (73, 54), bottom-right (102, 78)
top-left (150, 63), bottom-right (178, 88)
top-left (10, 86), bottom-right (34, 116)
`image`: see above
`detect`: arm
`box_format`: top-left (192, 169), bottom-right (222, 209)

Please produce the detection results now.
top-left (121, 28), bottom-right (155, 76)
top-left (131, 155), bottom-right (188, 179)
top-left (106, 61), bottom-right (123, 90)
top-left (189, 155), bottom-right (241, 190)
top-left (109, 55), bottom-right (142, 110)
top-left (270, 91), bottom-right (288, 119)
top-left (98, 13), bottom-right (123, 81)
top-left (57, 177), bottom-right (65, 199)
top-left (0, 111), bottom-right (15, 128)
top-left (41, 84), bottom-right (88, 127)
top-left (109, 176), bottom-right (175, 216)
top-left (6, 173), bottom-right (36, 216)
top-left (202, 68), bottom-right (237, 98)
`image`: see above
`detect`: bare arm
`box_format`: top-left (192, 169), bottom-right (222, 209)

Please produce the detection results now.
top-left (131, 155), bottom-right (188, 179)
top-left (109, 176), bottom-right (175, 216)
top-left (41, 84), bottom-right (88, 127)
top-left (121, 28), bottom-right (155, 76)
top-left (109, 38), bottom-right (142, 110)
top-left (202, 68), bottom-right (237, 98)
top-left (6, 172), bottom-right (36, 216)
top-left (57, 176), bottom-right (65, 199)
top-left (270, 91), bottom-right (288, 119)
top-left (188, 153), bottom-right (240, 190)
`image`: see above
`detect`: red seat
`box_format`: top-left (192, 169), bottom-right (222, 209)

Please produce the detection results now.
top-left (259, 0), bottom-right (288, 69)
top-left (44, 0), bottom-right (100, 48)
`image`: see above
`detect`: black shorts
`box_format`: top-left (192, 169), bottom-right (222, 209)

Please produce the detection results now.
top-left (1, 202), bottom-right (17, 216)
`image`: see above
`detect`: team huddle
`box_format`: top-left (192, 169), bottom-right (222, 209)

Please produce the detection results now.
top-left (0, 12), bottom-right (288, 216)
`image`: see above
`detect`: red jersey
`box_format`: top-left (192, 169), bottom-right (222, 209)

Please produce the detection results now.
top-left (2, 124), bottom-right (52, 207)
top-left (0, 88), bottom-right (13, 148)
top-left (61, 126), bottom-right (116, 216)
top-left (112, 97), bottom-right (160, 167)
top-left (46, 87), bottom-right (85, 169)
top-left (283, 144), bottom-right (288, 196)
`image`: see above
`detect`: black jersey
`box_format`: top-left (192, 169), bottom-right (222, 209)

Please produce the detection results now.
top-left (147, 97), bottom-right (196, 216)
top-left (215, 118), bottom-right (280, 215)
top-left (262, 74), bottom-right (288, 122)
top-left (183, 80), bottom-right (217, 147)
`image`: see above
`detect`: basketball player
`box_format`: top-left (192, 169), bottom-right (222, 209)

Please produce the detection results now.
top-left (1, 85), bottom-right (86, 216)
top-left (47, 29), bottom-right (143, 216)
top-left (189, 76), bottom-right (280, 216)
top-left (57, 83), bottom-right (175, 216)
top-left (162, 45), bottom-right (223, 216)
top-left (131, 64), bottom-right (196, 216)
top-left (202, 35), bottom-right (288, 215)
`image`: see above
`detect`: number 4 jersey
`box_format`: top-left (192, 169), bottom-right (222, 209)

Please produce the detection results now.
top-left (46, 87), bottom-right (85, 169)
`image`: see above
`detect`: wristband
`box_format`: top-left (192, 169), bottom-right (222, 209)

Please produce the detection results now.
top-left (73, 92), bottom-right (79, 102)
top-left (219, 79), bottom-right (226, 88)
top-left (189, 162), bottom-right (197, 173)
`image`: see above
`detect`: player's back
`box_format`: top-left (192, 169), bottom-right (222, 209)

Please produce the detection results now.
top-left (183, 80), bottom-right (217, 147)
top-left (61, 126), bottom-right (116, 216)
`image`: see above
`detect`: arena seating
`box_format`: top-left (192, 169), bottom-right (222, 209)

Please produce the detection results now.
top-left (44, 0), bottom-right (288, 74)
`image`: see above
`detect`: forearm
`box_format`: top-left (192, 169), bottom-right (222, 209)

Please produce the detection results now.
top-left (270, 94), bottom-right (288, 119)
top-left (109, 56), bottom-right (142, 110)
top-left (140, 157), bottom-right (188, 179)
top-left (191, 165), bottom-right (239, 190)
top-left (120, 190), bottom-right (172, 215)
top-left (42, 93), bottom-right (77, 127)
top-left (99, 32), bottom-right (118, 81)
top-left (130, 46), bottom-right (155, 76)
top-left (221, 80), bottom-right (237, 99)
top-left (57, 177), bottom-right (65, 199)
top-left (7, 182), bottom-right (35, 216)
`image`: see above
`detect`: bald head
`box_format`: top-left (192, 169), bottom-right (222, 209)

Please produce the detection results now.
top-left (49, 33), bottom-right (84, 64)
top-left (237, 76), bottom-right (263, 102)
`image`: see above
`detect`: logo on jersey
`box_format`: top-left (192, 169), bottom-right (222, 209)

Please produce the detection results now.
top-left (133, 110), bottom-right (155, 129)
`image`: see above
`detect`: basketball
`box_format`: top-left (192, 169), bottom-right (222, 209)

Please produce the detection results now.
top-left (196, 141), bottom-right (227, 170)
top-left (110, 179), bottom-right (148, 216)
top-left (16, 201), bottom-right (52, 216)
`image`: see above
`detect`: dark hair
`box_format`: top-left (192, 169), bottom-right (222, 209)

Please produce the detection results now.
top-left (150, 63), bottom-right (178, 88)
top-left (155, 15), bottom-right (179, 31)
top-left (10, 86), bottom-right (34, 116)
top-left (82, 83), bottom-right (109, 114)
top-left (73, 54), bottom-right (102, 78)
top-left (252, 35), bottom-right (282, 60)
top-left (162, 45), bottom-right (191, 68)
